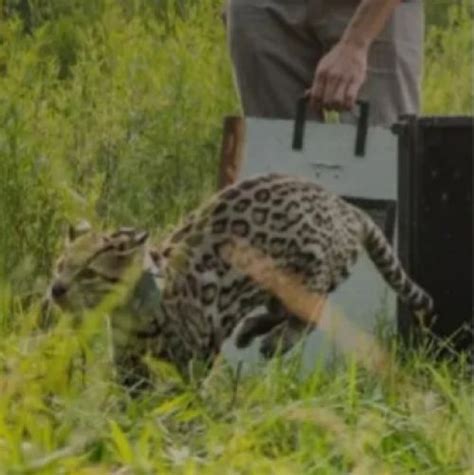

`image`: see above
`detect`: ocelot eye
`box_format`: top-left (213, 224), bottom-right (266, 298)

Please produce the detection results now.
top-left (113, 241), bottom-right (128, 253)
top-left (78, 268), bottom-right (98, 280)
top-left (56, 259), bottom-right (65, 272)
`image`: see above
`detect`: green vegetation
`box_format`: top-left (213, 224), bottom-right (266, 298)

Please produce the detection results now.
top-left (422, 1), bottom-right (473, 114)
top-left (0, 1), bottom-right (472, 473)
top-left (1, 315), bottom-right (472, 474)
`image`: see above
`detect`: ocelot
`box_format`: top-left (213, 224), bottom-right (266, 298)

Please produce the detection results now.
top-left (46, 174), bottom-right (434, 389)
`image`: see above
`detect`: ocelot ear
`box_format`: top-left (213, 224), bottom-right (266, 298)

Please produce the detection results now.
top-left (67, 220), bottom-right (92, 244)
top-left (131, 230), bottom-right (149, 247)
top-left (110, 228), bottom-right (149, 253)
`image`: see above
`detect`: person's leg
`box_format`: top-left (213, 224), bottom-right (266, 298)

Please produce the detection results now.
top-left (308, 0), bottom-right (424, 126)
top-left (227, 0), bottom-right (324, 119)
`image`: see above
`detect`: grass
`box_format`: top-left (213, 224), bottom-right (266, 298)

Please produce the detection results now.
top-left (0, 306), bottom-right (472, 474)
top-left (0, 0), bottom-right (472, 473)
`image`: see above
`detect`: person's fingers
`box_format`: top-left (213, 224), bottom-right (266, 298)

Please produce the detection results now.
top-left (321, 73), bottom-right (343, 110)
top-left (330, 79), bottom-right (347, 111)
top-left (305, 88), bottom-right (323, 119)
top-left (310, 67), bottom-right (327, 112)
top-left (344, 78), bottom-right (361, 110)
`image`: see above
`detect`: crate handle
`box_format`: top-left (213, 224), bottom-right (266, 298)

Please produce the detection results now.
top-left (354, 100), bottom-right (370, 157)
top-left (292, 96), bottom-right (370, 157)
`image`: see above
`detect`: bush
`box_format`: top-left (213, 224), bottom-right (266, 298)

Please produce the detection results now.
top-left (423, 0), bottom-right (473, 114)
top-left (0, 0), bottom-right (236, 300)
top-left (0, 0), bottom-right (472, 298)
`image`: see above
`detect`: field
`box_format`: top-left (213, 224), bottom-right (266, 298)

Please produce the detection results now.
top-left (0, 1), bottom-right (472, 473)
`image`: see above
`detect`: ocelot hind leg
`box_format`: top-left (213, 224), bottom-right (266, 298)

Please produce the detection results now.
top-left (257, 279), bottom-right (326, 357)
top-left (259, 317), bottom-right (310, 358)
top-left (234, 296), bottom-right (312, 357)
top-left (235, 311), bottom-right (285, 349)
top-left (234, 297), bottom-right (290, 349)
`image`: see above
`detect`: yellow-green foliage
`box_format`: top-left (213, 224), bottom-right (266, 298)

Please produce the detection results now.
top-left (0, 0), bottom-right (472, 298)
top-left (0, 299), bottom-right (472, 473)
top-left (423, 0), bottom-right (473, 114)
top-left (0, 0), bottom-right (236, 299)
top-left (0, 1), bottom-right (472, 473)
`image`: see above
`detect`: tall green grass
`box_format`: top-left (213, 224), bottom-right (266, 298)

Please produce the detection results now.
top-left (0, 1), bottom-right (472, 473)
top-left (422, 1), bottom-right (473, 114)
top-left (0, 0), bottom-right (472, 294)
top-left (0, 304), bottom-right (472, 473)
top-left (0, 0), bottom-right (236, 299)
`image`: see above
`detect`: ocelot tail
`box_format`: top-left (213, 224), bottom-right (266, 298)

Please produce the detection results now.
top-left (46, 174), bottom-right (435, 389)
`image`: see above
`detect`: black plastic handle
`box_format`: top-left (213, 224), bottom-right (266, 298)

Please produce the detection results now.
top-left (354, 100), bottom-right (369, 157)
top-left (292, 95), bottom-right (308, 151)
top-left (291, 97), bottom-right (370, 157)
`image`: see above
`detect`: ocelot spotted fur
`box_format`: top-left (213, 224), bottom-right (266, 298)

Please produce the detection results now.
top-left (46, 174), bottom-right (434, 389)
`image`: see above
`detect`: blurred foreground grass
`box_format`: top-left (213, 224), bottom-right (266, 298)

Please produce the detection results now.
top-left (0, 297), bottom-right (472, 474)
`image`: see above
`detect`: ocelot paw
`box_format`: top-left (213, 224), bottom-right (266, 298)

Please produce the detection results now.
top-left (259, 319), bottom-right (310, 359)
top-left (234, 311), bottom-right (284, 349)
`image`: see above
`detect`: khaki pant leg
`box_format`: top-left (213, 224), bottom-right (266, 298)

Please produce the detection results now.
top-left (308, 0), bottom-right (424, 126)
top-left (227, 0), bottom-right (323, 119)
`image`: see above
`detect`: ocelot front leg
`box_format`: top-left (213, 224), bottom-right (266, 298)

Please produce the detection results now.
top-left (114, 351), bottom-right (152, 395)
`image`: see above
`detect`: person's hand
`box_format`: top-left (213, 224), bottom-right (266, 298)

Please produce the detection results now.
top-left (307, 41), bottom-right (368, 112)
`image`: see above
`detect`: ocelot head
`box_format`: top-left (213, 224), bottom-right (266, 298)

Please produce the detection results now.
top-left (47, 221), bottom-right (150, 315)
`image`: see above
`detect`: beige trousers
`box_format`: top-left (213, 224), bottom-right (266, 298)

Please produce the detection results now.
top-left (227, 0), bottom-right (424, 126)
